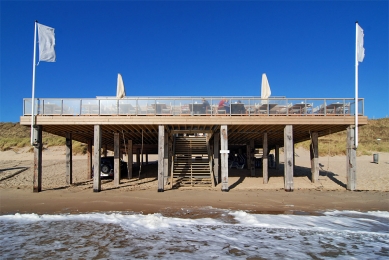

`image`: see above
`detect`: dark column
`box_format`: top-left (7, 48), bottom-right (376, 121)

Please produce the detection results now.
top-left (33, 125), bottom-right (42, 192)
top-left (87, 139), bottom-right (92, 179)
top-left (66, 132), bottom-right (73, 185)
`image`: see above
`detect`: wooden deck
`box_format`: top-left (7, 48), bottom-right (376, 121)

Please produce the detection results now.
top-left (20, 115), bottom-right (367, 152)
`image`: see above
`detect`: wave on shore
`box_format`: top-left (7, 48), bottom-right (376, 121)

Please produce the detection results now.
top-left (1, 208), bottom-right (388, 259)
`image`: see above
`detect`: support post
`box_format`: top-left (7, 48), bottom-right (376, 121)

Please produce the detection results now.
top-left (158, 125), bottom-right (165, 192)
top-left (164, 128), bottom-right (169, 185)
top-left (103, 144), bottom-right (107, 157)
top-left (127, 140), bottom-right (133, 179)
top-left (250, 139), bottom-right (255, 177)
top-left (263, 132), bottom-right (268, 184)
top-left (310, 132), bottom-right (319, 183)
top-left (136, 148), bottom-right (140, 168)
top-left (33, 125), bottom-right (42, 192)
top-left (146, 153), bottom-right (149, 165)
top-left (66, 132), bottom-right (73, 185)
top-left (213, 131), bottom-right (220, 185)
top-left (114, 132), bottom-right (120, 186)
top-left (87, 139), bottom-right (92, 179)
top-left (93, 125), bottom-right (101, 192)
top-left (284, 125), bottom-right (294, 191)
top-left (220, 125), bottom-right (229, 192)
top-left (246, 143), bottom-right (251, 170)
top-left (275, 145), bottom-right (279, 170)
top-left (347, 126), bottom-right (357, 190)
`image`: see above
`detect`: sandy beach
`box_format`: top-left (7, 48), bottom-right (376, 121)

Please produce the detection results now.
top-left (1, 146), bottom-right (388, 215)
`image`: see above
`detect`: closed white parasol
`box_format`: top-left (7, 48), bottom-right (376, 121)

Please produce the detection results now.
top-left (116, 73), bottom-right (126, 99)
top-left (261, 73), bottom-right (271, 104)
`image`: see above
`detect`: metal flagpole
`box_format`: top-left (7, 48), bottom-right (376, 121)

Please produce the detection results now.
top-left (355, 21), bottom-right (359, 149)
top-left (31, 20), bottom-right (38, 146)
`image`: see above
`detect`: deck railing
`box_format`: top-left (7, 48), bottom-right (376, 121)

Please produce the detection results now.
top-left (23, 97), bottom-right (364, 117)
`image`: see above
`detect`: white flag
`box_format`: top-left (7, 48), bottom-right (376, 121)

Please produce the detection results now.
top-left (356, 24), bottom-right (365, 62)
top-left (38, 23), bottom-right (56, 62)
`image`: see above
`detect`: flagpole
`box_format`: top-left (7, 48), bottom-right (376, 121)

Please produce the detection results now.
top-left (355, 22), bottom-right (359, 149)
top-left (31, 20), bottom-right (38, 146)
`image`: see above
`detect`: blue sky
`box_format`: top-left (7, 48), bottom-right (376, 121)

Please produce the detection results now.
top-left (1, 0), bottom-right (388, 122)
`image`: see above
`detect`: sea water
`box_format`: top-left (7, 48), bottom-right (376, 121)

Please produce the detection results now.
top-left (0, 208), bottom-right (388, 259)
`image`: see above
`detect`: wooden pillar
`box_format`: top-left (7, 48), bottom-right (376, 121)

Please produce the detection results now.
top-left (246, 143), bottom-right (251, 170)
top-left (213, 131), bottom-right (220, 185)
top-left (310, 131), bottom-right (319, 183)
top-left (146, 153), bottom-right (149, 165)
top-left (103, 144), bottom-right (107, 157)
top-left (33, 125), bottom-right (42, 192)
top-left (93, 125), bottom-right (101, 192)
top-left (136, 148), bottom-right (140, 168)
top-left (127, 140), bottom-right (133, 179)
top-left (66, 132), bottom-right (73, 185)
top-left (250, 139), bottom-right (255, 177)
top-left (275, 145), bottom-right (279, 170)
top-left (87, 139), bottom-right (92, 179)
top-left (284, 125), bottom-right (294, 191)
top-left (158, 125), bottom-right (165, 192)
top-left (164, 129), bottom-right (169, 186)
top-left (168, 136), bottom-right (172, 186)
top-left (114, 132), bottom-right (120, 186)
top-left (347, 126), bottom-right (357, 190)
top-left (263, 132), bottom-right (268, 184)
top-left (220, 125), bottom-right (229, 192)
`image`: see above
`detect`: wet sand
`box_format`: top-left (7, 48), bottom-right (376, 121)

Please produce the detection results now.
top-left (1, 147), bottom-right (388, 215)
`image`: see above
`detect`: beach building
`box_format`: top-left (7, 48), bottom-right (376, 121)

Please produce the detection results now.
top-left (20, 96), bottom-right (367, 192)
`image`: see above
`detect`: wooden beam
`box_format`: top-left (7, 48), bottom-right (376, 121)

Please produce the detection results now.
top-left (87, 139), bottom-right (92, 179)
top-left (220, 125), bottom-right (229, 192)
top-left (310, 131), bottom-right (319, 183)
top-left (103, 144), bottom-right (107, 157)
top-left (284, 125), bottom-right (294, 191)
top-left (127, 140), bottom-right (133, 179)
top-left (136, 148), bottom-right (140, 168)
top-left (263, 132), bottom-right (268, 184)
top-left (93, 125), bottom-right (101, 192)
top-left (213, 131), bottom-right (220, 185)
top-left (33, 125), bottom-right (42, 192)
top-left (66, 132), bottom-right (73, 185)
top-left (250, 139), bottom-right (255, 177)
top-left (275, 145), bottom-right (279, 170)
top-left (347, 126), bottom-right (357, 190)
top-left (158, 125), bottom-right (165, 192)
top-left (114, 132), bottom-right (120, 186)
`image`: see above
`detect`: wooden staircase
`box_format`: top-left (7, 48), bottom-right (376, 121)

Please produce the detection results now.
top-left (171, 135), bottom-right (213, 187)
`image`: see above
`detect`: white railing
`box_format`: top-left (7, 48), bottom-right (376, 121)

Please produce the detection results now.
top-left (23, 97), bottom-right (364, 117)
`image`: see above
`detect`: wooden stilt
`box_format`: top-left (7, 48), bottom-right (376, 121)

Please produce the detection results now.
top-left (246, 143), bottom-right (251, 170)
top-left (158, 125), bottom-right (165, 192)
top-left (114, 132), bottom-right (120, 186)
top-left (136, 148), bottom-right (140, 168)
top-left (347, 126), bottom-right (357, 190)
top-left (220, 125), bottom-right (229, 192)
top-left (250, 139), bottom-right (255, 177)
top-left (310, 131), bottom-right (319, 183)
top-left (275, 145), bottom-right (279, 170)
top-left (164, 128), bottom-right (169, 185)
top-left (87, 139), bottom-right (92, 179)
top-left (33, 125), bottom-right (42, 192)
top-left (93, 125), bottom-right (101, 192)
top-left (213, 131), bottom-right (220, 185)
top-left (66, 132), bottom-right (73, 185)
top-left (103, 144), bottom-right (107, 157)
top-left (263, 132), bottom-right (268, 184)
top-left (284, 125), bottom-right (294, 191)
top-left (127, 140), bottom-right (133, 179)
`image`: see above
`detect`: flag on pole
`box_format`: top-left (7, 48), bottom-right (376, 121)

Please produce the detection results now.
top-left (356, 24), bottom-right (365, 62)
top-left (38, 23), bottom-right (56, 62)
